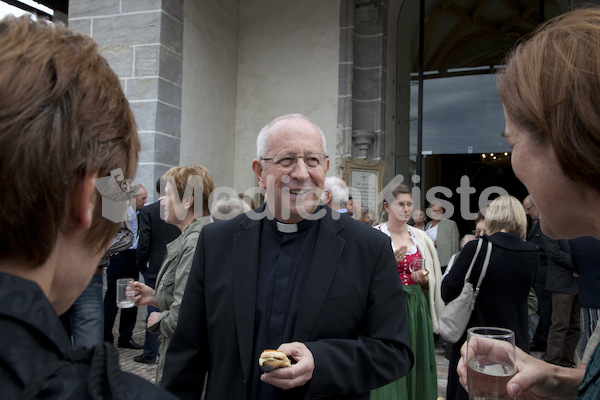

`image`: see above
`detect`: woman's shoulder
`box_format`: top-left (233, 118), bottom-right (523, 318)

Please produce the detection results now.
top-left (410, 225), bottom-right (431, 241)
top-left (487, 232), bottom-right (538, 252)
top-left (439, 219), bottom-right (458, 231)
top-left (181, 216), bottom-right (211, 245)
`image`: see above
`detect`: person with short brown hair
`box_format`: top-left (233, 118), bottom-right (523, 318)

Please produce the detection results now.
top-left (0, 15), bottom-right (173, 399)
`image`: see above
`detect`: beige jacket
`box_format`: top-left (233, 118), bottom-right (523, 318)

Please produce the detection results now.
top-left (149, 216), bottom-right (211, 384)
top-left (410, 226), bottom-right (445, 334)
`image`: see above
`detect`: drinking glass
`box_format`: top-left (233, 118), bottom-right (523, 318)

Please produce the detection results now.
top-left (466, 327), bottom-right (516, 400)
top-left (116, 278), bottom-right (135, 308)
top-left (409, 258), bottom-right (425, 273)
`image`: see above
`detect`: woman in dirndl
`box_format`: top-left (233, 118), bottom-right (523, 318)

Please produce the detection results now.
top-left (371, 183), bottom-right (444, 400)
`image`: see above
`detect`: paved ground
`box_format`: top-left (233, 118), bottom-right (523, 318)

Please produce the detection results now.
top-left (117, 314), bottom-right (553, 400)
top-left (117, 312), bottom-right (451, 398)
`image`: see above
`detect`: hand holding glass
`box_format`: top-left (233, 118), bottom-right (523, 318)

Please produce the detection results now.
top-left (409, 258), bottom-right (424, 273)
top-left (116, 278), bottom-right (135, 308)
top-left (466, 327), bottom-right (516, 400)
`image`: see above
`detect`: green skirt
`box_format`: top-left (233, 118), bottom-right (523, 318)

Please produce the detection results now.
top-left (370, 284), bottom-right (438, 400)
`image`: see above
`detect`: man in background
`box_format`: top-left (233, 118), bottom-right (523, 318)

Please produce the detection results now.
top-left (321, 176), bottom-right (350, 214)
top-left (524, 195), bottom-right (551, 352)
top-left (104, 184), bottom-right (147, 349)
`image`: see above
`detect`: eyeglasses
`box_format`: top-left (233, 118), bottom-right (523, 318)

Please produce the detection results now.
top-left (390, 201), bottom-right (413, 208)
top-left (260, 153), bottom-right (328, 169)
top-left (524, 205), bottom-right (535, 211)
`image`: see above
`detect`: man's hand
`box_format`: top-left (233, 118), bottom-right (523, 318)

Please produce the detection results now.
top-left (260, 342), bottom-right (314, 390)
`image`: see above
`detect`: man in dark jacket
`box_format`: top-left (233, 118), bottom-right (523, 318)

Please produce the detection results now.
top-left (161, 114), bottom-right (413, 399)
top-left (524, 195), bottom-right (552, 352)
top-left (541, 234), bottom-right (580, 367)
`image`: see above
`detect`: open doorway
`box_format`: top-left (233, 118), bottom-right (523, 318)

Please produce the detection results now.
top-left (420, 153), bottom-right (528, 236)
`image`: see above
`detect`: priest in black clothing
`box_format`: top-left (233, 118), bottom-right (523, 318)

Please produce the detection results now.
top-left (161, 113), bottom-right (413, 400)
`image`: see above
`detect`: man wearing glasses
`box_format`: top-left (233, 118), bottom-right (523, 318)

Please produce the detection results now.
top-left (161, 114), bottom-right (413, 399)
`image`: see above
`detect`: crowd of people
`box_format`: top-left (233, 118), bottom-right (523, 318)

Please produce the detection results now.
top-left (3, 5), bottom-right (600, 400)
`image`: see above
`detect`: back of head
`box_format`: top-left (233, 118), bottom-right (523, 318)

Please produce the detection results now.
top-left (498, 6), bottom-right (600, 190)
top-left (460, 234), bottom-right (477, 249)
top-left (163, 164), bottom-right (215, 217)
top-left (0, 15), bottom-right (139, 267)
top-left (323, 176), bottom-right (349, 209)
top-left (485, 195), bottom-right (528, 239)
top-left (211, 197), bottom-right (252, 221)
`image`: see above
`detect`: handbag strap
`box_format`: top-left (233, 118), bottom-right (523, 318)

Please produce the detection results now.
top-left (474, 241), bottom-right (493, 290)
top-left (465, 238), bottom-right (493, 310)
top-left (464, 238), bottom-right (484, 282)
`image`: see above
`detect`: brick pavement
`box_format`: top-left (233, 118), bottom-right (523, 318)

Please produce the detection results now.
top-left (115, 310), bottom-right (157, 383)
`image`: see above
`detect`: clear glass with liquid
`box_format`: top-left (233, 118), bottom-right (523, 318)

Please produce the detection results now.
top-left (467, 358), bottom-right (516, 399)
top-left (466, 327), bottom-right (516, 400)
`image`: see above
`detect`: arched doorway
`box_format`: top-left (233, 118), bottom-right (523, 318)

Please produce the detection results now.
top-left (395, 0), bottom-right (571, 234)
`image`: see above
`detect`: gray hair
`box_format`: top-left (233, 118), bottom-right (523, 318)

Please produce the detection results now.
top-left (211, 197), bottom-right (252, 222)
top-left (256, 113), bottom-right (328, 159)
top-left (460, 234), bottom-right (476, 249)
top-left (132, 184), bottom-right (145, 197)
top-left (323, 176), bottom-right (349, 207)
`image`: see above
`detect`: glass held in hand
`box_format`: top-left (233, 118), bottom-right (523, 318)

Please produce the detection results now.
top-left (466, 327), bottom-right (516, 400)
top-left (116, 278), bottom-right (135, 308)
top-left (409, 258), bottom-right (427, 274)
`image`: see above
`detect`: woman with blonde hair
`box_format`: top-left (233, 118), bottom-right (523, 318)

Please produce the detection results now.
top-left (134, 164), bottom-right (215, 384)
top-left (442, 195), bottom-right (538, 400)
top-left (371, 184), bottom-right (443, 400)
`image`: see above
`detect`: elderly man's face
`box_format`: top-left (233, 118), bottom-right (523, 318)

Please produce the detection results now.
top-left (135, 187), bottom-right (148, 210)
top-left (252, 117), bottom-right (329, 223)
top-left (522, 198), bottom-right (539, 219)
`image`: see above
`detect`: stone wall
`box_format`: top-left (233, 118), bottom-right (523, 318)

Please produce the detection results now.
top-left (69, 0), bottom-right (184, 202)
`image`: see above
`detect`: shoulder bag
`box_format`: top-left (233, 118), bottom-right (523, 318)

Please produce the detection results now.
top-left (439, 238), bottom-right (493, 343)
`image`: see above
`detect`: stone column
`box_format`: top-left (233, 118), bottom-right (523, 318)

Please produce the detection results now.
top-left (338, 0), bottom-right (388, 170)
top-left (338, 0), bottom-right (354, 172)
top-left (69, 0), bottom-right (184, 202)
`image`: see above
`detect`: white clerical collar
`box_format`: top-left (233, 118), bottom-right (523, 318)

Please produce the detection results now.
top-left (276, 221), bottom-right (298, 233)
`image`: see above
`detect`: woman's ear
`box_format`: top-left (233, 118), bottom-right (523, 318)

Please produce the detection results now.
top-left (185, 194), bottom-right (194, 211)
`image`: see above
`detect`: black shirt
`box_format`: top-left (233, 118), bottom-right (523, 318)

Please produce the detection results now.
top-left (250, 213), bottom-right (320, 399)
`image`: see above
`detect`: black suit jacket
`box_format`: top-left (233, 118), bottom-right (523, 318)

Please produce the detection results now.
top-left (161, 206), bottom-right (413, 400)
top-left (540, 234), bottom-right (575, 294)
top-left (136, 200), bottom-right (181, 285)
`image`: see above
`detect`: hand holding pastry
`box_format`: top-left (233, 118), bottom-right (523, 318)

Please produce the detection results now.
top-left (260, 342), bottom-right (314, 390)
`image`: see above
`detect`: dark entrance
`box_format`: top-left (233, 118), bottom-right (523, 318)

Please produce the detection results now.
top-left (421, 154), bottom-right (528, 235)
